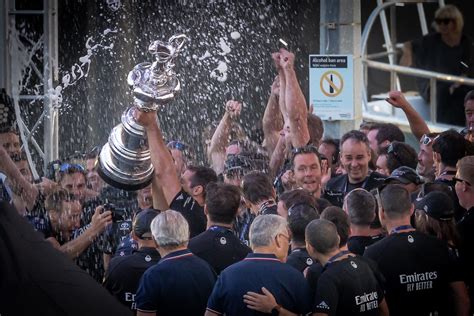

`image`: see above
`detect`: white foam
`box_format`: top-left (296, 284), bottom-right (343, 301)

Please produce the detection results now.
top-left (210, 61), bottom-right (228, 82)
top-left (199, 50), bottom-right (212, 60)
top-left (230, 31), bottom-right (241, 40)
top-left (219, 37), bottom-right (231, 55)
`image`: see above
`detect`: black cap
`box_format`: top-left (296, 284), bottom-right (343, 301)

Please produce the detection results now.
top-left (385, 166), bottom-right (423, 185)
top-left (133, 209), bottom-right (159, 239)
top-left (415, 191), bottom-right (454, 221)
top-left (223, 154), bottom-right (251, 175)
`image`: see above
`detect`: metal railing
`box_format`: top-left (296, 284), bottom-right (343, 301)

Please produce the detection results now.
top-left (361, 0), bottom-right (473, 126)
top-left (363, 59), bottom-right (474, 122)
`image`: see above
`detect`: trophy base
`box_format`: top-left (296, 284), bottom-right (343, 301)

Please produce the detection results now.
top-left (96, 142), bottom-right (154, 191)
top-left (97, 156), bottom-right (153, 191)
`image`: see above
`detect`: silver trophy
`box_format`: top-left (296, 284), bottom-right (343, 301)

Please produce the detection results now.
top-left (97, 34), bottom-right (188, 191)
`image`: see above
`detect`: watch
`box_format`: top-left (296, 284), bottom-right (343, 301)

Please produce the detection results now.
top-left (271, 304), bottom-right (282, 316)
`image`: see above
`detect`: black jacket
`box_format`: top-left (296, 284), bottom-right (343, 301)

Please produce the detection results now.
top-left (322, 172), bottom-right (386, 207)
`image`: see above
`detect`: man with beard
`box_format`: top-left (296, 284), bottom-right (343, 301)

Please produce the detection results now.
top-left (417, 133), bottom-right (439, 182)
top-left (323, 131), bottom-right (386, 207)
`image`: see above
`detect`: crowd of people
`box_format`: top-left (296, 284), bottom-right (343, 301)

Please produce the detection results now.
top-left (1, 6), bottom-right (474, 315)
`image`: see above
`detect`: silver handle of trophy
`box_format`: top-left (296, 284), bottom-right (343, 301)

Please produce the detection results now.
top-left (169, 34), bottom-right (188, 55)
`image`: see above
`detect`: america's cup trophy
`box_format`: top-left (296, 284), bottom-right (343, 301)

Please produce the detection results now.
top-left (97, 34), bottom-right (188, 191)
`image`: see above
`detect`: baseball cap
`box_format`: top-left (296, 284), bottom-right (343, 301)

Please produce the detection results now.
top-left (414, 191), bottom-right (454, 221)
top-left (223, 154), bottom-right (251, 176)
top-left (385, 166), bottom-right (423, 185)
top-left (133, 209), bottom-right (159, 239)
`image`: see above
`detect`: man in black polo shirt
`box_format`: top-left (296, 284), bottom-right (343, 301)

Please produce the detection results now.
top-left (343, 188), bottom-right (384, 255)
top-left (134, 108), bottom-right (217, 238)
top-left (307, 219), bottom-right (388, 315)
top-left (103, 209), bottom-right (160, 311)
top-left (236, 171), bottom-right (278, 245)
top-left (432, 130), bottom-right (467, 221)
top-left (136, 210), bottom-right (216, 316)
top-left (286, 203), bottom-right (319, 273)
top-left (205, 214), bottom-right (311, 316)
top-left (323, 130), bottom-right (386, 207)
top-left (454, 156), bottom-right (474, 309)
top-left (189, 182), bottom-right (251, 275)
top-left (365, 184), bottom-right (469, 316)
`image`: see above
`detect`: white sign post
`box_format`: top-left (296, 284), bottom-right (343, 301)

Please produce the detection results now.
top-left (309, 55), bottom-right (354, 120)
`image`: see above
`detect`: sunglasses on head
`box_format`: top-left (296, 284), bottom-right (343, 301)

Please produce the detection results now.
top-left (435, 18), bottom-right (453, 25)
top-left (59, 163), bottom-right (85, 173)
top-left (291, 145), bottom-right (319, 155)
top-left (419, 134), bottom-right (440, 146)
top-left (167, 141), bottom-right (187, 151)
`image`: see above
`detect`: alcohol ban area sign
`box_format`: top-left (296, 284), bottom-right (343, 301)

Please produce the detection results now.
top-left (309, 55), bottom-right (354, 120)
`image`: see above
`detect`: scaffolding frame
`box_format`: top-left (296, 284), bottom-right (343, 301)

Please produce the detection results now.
top-left (1, 0), bottom-right (58, 178)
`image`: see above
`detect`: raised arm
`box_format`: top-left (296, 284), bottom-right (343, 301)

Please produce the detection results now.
top-left (386, 90), bottom-right (430, 139)
top-left (262, 75), bottom-right (284, 157)
top-left (0, 146), bottom-right (38, 210)
top-left (207, 100), bottom-right (242, 175)
top-left (279, 48), bottom-right (310, 148)
top-left (133, 108), bottom-right (181, 205)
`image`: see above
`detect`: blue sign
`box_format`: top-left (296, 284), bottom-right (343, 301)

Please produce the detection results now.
top-left (309, 55), bottom-right (354, 120)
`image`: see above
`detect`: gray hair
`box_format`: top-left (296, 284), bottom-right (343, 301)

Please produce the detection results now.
top-left (151, 209), bottom-right (189, 248)
top-left (249, 214), bottom-right (288, 248)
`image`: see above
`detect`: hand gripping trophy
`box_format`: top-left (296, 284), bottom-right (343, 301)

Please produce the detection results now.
top-left (97, 34), bottom-right (188, 191)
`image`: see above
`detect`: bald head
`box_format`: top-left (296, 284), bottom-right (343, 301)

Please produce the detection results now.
top-left (305, 219), bottom-right (340, 255)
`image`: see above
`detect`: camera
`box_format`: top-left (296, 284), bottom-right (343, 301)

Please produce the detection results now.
top-left (103, 203), bottom-right (127, 222)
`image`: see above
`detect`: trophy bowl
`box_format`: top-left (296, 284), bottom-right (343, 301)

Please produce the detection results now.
top-left (97, 34), bottom-right (188, 191)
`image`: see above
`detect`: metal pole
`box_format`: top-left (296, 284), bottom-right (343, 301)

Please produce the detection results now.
top-left (0, 0), bottom-right (9, 91)
top-left (320, 0), bottom-right (361, 138)
top-left (43, 0), bottom-right (59, 170)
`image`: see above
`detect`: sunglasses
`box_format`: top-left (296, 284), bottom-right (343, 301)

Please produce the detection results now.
top-left (453, 176), bottom-right (472, 186)
top-left (419, 134), bottom-right (440, 146)
top-left (435, 18), bottom-right (453, 25)
top-left (59, 163), bottom-right (85, 173)
top-left (167, 141), bottom-right (187, 151)
top-left (292, 145), bottom-right (319, 156)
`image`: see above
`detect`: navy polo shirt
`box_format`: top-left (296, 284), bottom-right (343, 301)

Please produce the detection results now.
top-left (136, 249), bottom-right (216, 315)
top-left (206, 253), bottom-right (312, 316)
top-left (189, 225), bottom-right (252, 275)
top-left (103, 247), bottom-right (160, 310)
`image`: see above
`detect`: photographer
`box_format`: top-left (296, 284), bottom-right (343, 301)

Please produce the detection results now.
top-left (43, 188), bottom-right (112, 260)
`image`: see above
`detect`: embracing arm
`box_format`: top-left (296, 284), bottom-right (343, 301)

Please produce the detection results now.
top-left (243, 287), bottom-right (298, 316)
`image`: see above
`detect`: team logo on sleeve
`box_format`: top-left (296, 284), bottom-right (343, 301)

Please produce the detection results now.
top-left (350, 261), bottom-right (358, 269)
top-left (316, 301), bottom-right (330, 310)
top-left (306, 258), bottom-right (313, 266)
top-left (220, 237), bottom-right (227, 245)
top-left (408, 235), bottom-right (414, 243)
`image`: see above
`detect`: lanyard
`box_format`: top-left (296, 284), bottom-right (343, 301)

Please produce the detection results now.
top-left (325, 250), bottom-right (350, 267)
top-left (439, 170), bottom-right (456, 177)
top-left (390, 225), bottom-right (414, 235)
top-left (209, 225), bottom-right (233, 234)
top-left (343, 176), bottom-right (369, 195)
